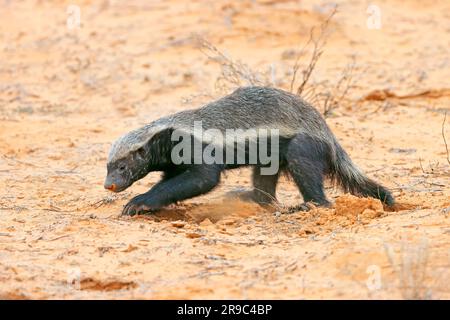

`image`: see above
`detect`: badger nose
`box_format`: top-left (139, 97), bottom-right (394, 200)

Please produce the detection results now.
top-left (104, 183), bottom-right (116, 191)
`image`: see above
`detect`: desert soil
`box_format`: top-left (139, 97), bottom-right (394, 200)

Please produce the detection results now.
top-left (0, 0), bottom-right (449, 299)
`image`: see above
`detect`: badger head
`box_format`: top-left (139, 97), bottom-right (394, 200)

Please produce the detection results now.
top-left (104, 124), bottom-right (166, 192)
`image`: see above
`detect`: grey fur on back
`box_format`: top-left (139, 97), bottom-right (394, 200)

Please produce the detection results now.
top-left (108, 86), bottom-right (337, 163)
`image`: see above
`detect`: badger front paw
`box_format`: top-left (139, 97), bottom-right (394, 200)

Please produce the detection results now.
top-left (122, 195), bottom-right (158, 216)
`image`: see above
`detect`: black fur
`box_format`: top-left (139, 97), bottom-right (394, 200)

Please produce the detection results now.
top-left (251, 166), bottom-right (280, 204)
top-left (122, 163), bottom-right (222, 215)
top-left (285, 133), bottom-right (332, 207)
top-left (330, 143), bottom-right (395, 206)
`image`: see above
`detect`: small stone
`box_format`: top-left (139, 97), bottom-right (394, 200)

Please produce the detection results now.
top-left (220, 218), bottom-right (236, 226)
top-left (122, 244), bottom-right (138, 253)
top-left (186, 232), bottom-right (202, 239)
top-left (171, 221), bottom-right (186, 228)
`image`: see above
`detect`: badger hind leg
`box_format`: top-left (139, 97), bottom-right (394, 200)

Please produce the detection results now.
top-left (285, 133), bottom-right (332, 209)
top-left (235, 166), bottom-right (280, 205)
top-left (250, 166), bottom-right (280, 204)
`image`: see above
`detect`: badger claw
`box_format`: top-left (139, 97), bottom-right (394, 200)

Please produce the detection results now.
top-left (122, 195), bottom-right (155, 216)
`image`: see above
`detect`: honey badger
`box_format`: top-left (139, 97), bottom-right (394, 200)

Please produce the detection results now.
top-left (105, 86), bottom-right (394, 215)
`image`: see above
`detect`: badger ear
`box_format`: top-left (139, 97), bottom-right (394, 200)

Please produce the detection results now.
top-left (136, 146), bottom-right (146, 159)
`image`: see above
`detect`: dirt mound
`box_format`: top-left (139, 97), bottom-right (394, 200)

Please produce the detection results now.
top-left (282, 194), bottom-right (387, 237)
top-left (335, 194), bottom-right (385, 220)
top-left (134, 195), bottom-right (422, 240)
top-left (158, 195), bottom-right (399, 239)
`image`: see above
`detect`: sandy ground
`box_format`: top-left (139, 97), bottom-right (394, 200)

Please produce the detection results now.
top-left (0, 0), bottom-right (449, 299)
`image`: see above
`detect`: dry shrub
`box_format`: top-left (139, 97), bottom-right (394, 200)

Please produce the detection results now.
top-left (196, 5), bottom-right (356, 118)
top-left (195, 35), bottom-right (272, 93)
top-left (289, 6), bottom-right (357, 118)
top-left (384, 238), bottom-right (432, 299)
top-left (299, 58), bottom-right (357, 118)
top-left (289, 6), bottom-right (336, 94)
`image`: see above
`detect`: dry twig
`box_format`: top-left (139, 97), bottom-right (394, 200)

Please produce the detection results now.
top-left (442, 112), bottom-right (450, 165)
top-left (292, 6), bottom-right (337, 96)
top-left (196, 36), bottom-right (269, 92)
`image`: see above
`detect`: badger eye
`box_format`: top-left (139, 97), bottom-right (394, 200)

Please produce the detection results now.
top-left (118, 165), bottom-right (126, 172)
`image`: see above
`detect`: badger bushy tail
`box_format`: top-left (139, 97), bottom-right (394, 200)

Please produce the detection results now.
top-left (330, 142), bottom-right (394, 206)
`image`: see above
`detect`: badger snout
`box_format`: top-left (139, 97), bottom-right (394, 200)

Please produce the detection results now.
top-left (104, 173), bottom-right (130, 193)
top-left (104, 175), bottom-right (119, 192)
top-left (104, 182), bottom-right (116, 191)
